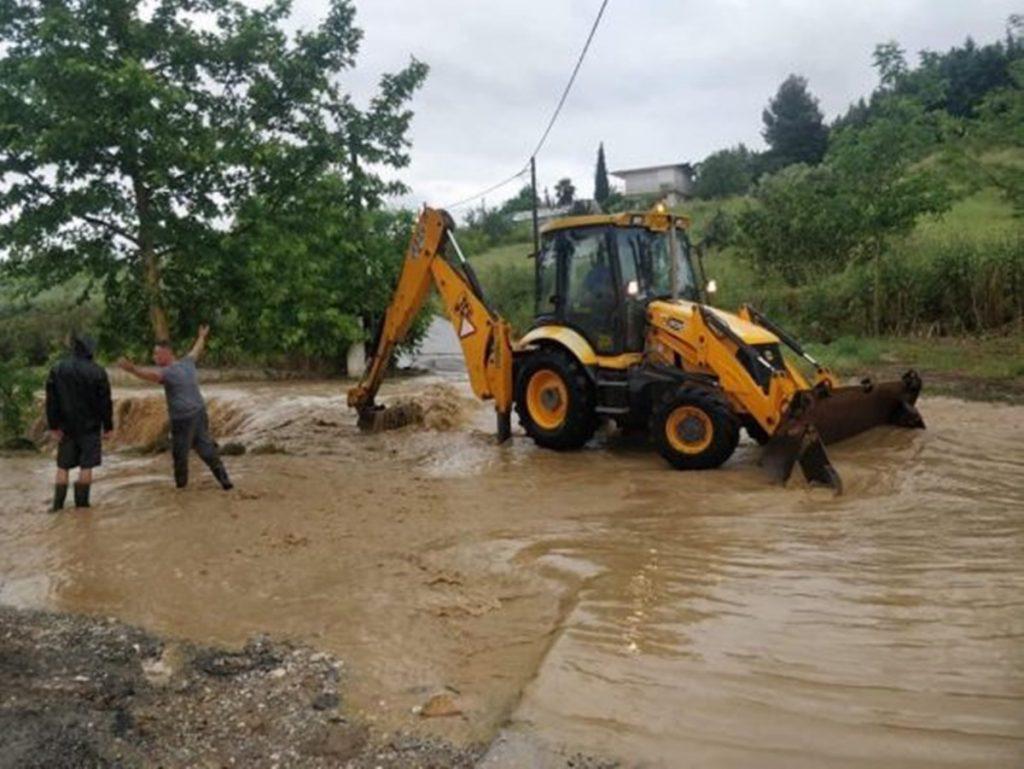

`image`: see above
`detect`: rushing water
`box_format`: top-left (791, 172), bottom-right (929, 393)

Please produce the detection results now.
top-left (1, 376), bottom-right (1022, 767)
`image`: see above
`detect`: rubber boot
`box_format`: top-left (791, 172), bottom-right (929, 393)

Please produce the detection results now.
top-left (52, 483), bottom-right (68, 512)
top-left (212, 465), bottom-right (234, 491)
top-left (73, 482), bottom-right (91, 509)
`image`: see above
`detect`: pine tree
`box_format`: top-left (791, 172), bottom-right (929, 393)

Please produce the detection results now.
top-left (761, 75), bottom-right (829, 169)
top-left (594, 143), bottom-right (610, 204)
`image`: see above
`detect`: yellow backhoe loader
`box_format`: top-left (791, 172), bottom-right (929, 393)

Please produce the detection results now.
top-left (348, 206), bottom-right (924, 492)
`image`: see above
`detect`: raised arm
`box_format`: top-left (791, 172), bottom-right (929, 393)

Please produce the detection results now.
top-left (117, 358), bottom-right (164, 385)
top-left (188, 324), bottom-right (210, 360)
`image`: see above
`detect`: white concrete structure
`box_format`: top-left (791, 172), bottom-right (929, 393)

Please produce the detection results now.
top-left (511, 205), bottom-right (570, 224)
top-left (611, 163), bottom-right (695, 205)
top-left (346, 319), bottom-right (366, 377)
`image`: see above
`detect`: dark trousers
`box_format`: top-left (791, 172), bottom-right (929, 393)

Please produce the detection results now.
top-left (171, 410), bottom-right (226, 488)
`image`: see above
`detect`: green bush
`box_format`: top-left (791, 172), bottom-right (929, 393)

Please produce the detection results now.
top-left (736, 234), bottom-right (1024, 338)
top-left (0, 281), bottom-right (102, 366)
top-left (476, 262), bottom-right (535, 336)
top-left (0, 359), bottom-right (41, 446)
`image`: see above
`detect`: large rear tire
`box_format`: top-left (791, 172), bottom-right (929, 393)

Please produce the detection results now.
top-left (515, 347), bottom-right (597, 450)
top-left (652, 387), bottom-right (739, 470)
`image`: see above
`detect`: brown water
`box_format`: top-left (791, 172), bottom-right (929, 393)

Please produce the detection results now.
top-left (1, 378), bottom-right (1022, 767)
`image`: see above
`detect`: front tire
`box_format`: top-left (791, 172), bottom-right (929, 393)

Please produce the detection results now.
top-left (652, 387), bottom-right (739, 470)
top-left (515, 347), bottom-right (597, 450)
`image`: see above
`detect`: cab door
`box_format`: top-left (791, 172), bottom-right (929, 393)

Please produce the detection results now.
top-left (560, 226), bottom-right (621, 355)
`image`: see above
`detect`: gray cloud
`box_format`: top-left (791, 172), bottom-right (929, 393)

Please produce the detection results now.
top-left (288, 0), bottom-right (1020, 208)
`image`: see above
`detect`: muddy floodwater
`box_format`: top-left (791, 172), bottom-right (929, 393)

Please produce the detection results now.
top-left (1, 374), bottom-right (1022, 767)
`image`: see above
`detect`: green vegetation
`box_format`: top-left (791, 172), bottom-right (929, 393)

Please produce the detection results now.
top-left (692, 146), bottom-right (755, 199)
top-left (0, 0), bottom-right (427, 370)
top-left (0, 358), bottom-right (41, 447)
top-left (804, 334), bottom-right (1024, 402)
top-left (760, 74), bottom-right (829, 170)
top-left (594, 143), bottom-right (611, 206)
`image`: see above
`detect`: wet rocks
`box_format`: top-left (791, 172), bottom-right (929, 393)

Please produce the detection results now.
top-left (191, 635), bottom-right (283, 677)
top-left (418, 692), bottom-right (463, 718)
top-left (251, 442), bottom-right (287, 455)
top-left (0, 606), bottom-right (483, 769)
top-left (311, 691), bottom-right (340, 711)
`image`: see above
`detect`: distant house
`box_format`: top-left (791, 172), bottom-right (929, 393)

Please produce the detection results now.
top-left (611, 163), bottom-right (695, 206)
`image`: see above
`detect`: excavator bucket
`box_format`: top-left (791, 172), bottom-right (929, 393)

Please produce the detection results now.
top-left (762, 370), bottom-right (925, 493)
top-left (356, 402), bottom-right (424, 432)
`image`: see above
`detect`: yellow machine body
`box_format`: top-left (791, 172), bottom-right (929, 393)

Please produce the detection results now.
top-left (349, 206), bottom-right (924, 492)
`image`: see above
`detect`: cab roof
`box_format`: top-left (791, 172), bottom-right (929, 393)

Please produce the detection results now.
top-left (541, 210), bottom-right (691, 236)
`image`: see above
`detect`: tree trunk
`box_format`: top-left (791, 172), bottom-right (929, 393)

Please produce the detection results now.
top-left (144, 246), bottom-right (170, 341)
top-left (133, 177), bottom-right (169, 340)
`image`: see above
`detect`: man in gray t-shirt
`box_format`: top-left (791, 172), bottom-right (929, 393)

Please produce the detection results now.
top-left (119, 325), bottom-right (233, 490)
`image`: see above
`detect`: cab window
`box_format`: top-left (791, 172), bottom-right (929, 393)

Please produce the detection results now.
top-left (536, 239), bottom-right (559, 318)
top-left (563, 227), bottom-right (617, 353)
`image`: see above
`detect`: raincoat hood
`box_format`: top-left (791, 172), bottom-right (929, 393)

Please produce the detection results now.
top-left (71, 335), bottom-right (97, 360)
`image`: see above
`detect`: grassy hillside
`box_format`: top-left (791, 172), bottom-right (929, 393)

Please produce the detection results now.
top-left (469, 240), bottom-right (534, 272)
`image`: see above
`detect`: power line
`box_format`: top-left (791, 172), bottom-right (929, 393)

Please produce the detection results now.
top-left (443, 164), bottom-right (530, 212)
top-left (442, 0), bottom-right (610, 211)
top-left (530, 0), bottom-right (610, 160)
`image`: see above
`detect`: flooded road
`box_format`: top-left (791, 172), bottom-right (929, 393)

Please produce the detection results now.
top-left (1, 377), bottom-right (1022, 767)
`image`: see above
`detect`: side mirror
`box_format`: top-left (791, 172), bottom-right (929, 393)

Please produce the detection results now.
top-left (706, 279), bottom-right (718, 295)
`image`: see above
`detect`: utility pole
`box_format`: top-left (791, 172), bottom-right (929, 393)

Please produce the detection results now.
top-left (530, 156), bottom-right (540, 257)
top-left (668, 217), bottom-right (679, 300)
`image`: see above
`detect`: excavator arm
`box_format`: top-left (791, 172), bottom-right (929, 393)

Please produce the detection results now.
top-left (347, 207), bottom-right (515, 440)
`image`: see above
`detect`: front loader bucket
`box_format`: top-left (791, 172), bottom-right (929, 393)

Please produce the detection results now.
top-left (762, 370), bottom-right (925, 493)
top-left (762, 422), bottom-right (844, 493)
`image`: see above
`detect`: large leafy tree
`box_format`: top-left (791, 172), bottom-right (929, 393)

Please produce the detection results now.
top-left (761, 75), bottom-right (829, 170)
top-left (693, 144), bottom-right (754, 199)
top-left (828, 97), bottom-right (956, 334)
top-left (737, 164), bottom-right (861, 286)
top-left (219, 177), bottom-right (423, 367)
top-left (741, 96), bottom-right (954, 331)
top-left (499, 184), bottom-right (537, 215)
top-left (0, 0), bottom-right (426, 342)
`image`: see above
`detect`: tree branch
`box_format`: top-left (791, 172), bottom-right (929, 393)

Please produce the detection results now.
top-left (80, 214), bottom-right (141, 246)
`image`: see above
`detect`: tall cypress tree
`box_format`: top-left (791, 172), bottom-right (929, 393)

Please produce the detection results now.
top-left (594, 142), bottom-right (611, 204)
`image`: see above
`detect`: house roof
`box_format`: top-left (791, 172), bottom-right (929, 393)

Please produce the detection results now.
top-left (610, 162), bottom-right (694, 177)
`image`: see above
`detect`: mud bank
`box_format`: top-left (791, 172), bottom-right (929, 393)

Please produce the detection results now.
top-left (3, 378), bottom-right (1023, 767)
top-left (0, 605), bottom-right (481, 769)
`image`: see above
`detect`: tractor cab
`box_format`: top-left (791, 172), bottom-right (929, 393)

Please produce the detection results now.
top-left (534, 212), bottom-right (703, 355)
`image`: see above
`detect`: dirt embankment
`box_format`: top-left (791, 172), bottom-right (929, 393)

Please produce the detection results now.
top-left (0, 606), bottom-right (482, 769)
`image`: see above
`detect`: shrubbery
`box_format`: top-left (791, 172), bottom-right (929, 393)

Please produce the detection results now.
top-left (0, 358), bottom-right (41, 448)
top-left (475, 263), bottom-right (536, 336)
top-left (739, 235), bottom-right (1024, 338)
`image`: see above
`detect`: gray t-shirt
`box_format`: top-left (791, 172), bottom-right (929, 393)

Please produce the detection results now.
top-left (161, 356), bottom-right (205, 420)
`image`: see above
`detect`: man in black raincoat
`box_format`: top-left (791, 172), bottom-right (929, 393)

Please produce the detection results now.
top-left (45, 335), bottom-right (113, 510)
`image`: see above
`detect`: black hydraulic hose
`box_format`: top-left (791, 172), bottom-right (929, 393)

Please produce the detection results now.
top-left (445, 230), bottom-right (500, 319)
top-left (744, 305), bottom-right (822, 368)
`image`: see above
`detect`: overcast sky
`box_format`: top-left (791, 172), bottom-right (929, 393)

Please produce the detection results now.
top-left (288, 0), bottom-right (1020, 210)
